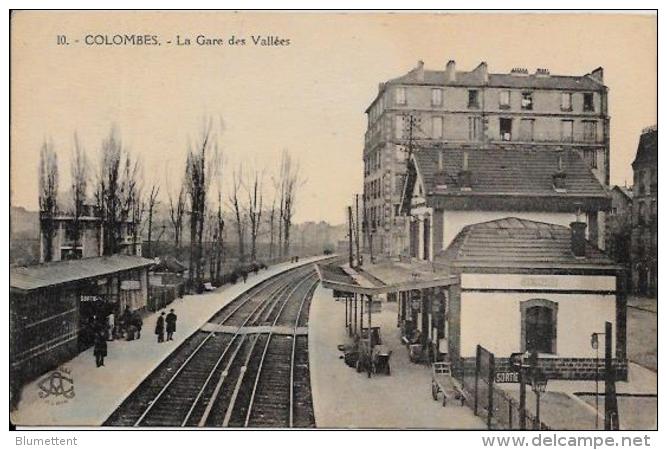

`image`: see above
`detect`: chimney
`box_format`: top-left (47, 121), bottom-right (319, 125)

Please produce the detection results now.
top-left (473, 62), bottom-right (489, 83)
top-left (415, 60), bottom-right (425, 82)
top-left (446, 60), bottom-right (456, 83)
top-left (535, 68), bottom-right (550, 77)
top-left (458, 150), bottom-right (472, 190)
top-left (570, 221), bottom-right (587, 257)
top-left (589, 67), bottom-right (604, 83)
top-left (510, 67), bottom-right (529, 77)
top-left (434, 150), bottom-right (447, 189)
top-left (552, 153), bottom-right (567, 192)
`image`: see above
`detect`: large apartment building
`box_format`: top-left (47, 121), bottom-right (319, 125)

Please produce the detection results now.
top-left (363, 60), bottom-right (609, 257)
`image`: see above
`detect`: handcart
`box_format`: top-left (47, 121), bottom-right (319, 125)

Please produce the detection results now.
top-left (431, 361), bottom-right (466, 407)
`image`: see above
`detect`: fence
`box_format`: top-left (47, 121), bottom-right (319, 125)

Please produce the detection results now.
top-left (148, 283), bottom-right (184, 312)
top-left (454, 345), bottom-right (549, 430)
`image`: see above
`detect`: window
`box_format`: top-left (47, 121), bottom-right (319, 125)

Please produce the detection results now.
top-left (583, 121), bottom-right (597, 142)
top-left (561, 120), bottom-right (574, 142)
top-left (561, 92), bottom-right (573, 111)
top-left (395, 115), bottom-right (404, 139)
top-left (468, 90), bottom-right (479, 108)
top-left (583, 93), bottom-right (595, 112)
top-left (521, 299), bottom-right (558, 354)
top-left (468, 117), bottom-right (482, 141)
top-left (431, 88), bottom-right (443, 106)
top-left (500, 118), bottom-right (512, 141)
top-left (584, 149), bottom-right (598, 169)
top-left (499, 90), bottom-right (511, 109)
top-left (521, 92), bottom-right (533, 110)
top-left (432, 116), bottom-right (444, 139)
top-left (638, 201), bottom-right (645, 226)
top-left (396, 87), bottom-right (407, 105)
top-left (520, 119), bottom-right (535, 141)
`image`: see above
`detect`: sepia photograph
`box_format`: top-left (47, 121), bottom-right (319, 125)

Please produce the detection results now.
top-left (8, 10), bottom-right (657, 432)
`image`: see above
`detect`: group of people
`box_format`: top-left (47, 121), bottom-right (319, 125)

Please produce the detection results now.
top-left (155, 309), bottom-right (178, 343)
top-left (93, 307), bottom-right (178, 368)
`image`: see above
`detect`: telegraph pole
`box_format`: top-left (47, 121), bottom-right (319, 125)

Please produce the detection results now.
top-left (347, 206), bottom-right (354, 268)
top-left (355, 194), bottom-right (361, 267)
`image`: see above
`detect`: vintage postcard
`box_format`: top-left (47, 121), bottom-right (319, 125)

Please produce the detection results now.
top-left (8, 10), bottom-right (657, 432)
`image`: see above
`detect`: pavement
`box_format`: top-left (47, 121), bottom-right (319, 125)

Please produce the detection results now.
top-left (308, 285), bottom-right (485, 429)
top-left (11, 256), bottom-right (328, 428)
top-left (497, 362), bottom-right (657, 430)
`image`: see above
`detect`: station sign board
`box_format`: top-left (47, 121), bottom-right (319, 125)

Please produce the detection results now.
top-left (494, 371), bottom-right (520, 384)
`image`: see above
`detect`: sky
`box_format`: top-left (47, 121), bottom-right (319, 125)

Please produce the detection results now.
top-left (10, 11), bottom-right (657, 225)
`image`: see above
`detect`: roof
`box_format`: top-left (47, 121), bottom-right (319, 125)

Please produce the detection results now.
top-left (316, 261), bottom-right (455, 295)
top-left (436, 217), bottom-right (616, 269)
top-left (612, 185), bottom-right (633, 200)
top-left (152, 255), bottom-right (187, 273)
top-left (10, 255), bottom-right (155, 292)
top-left (387, 70), bottom-right (604, 91)
top-left (632, 127), bottom-right (657, 167)
top-left (412, 147), bottom-right (608, 198)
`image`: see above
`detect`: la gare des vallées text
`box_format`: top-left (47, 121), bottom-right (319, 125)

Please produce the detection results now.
top-left (59, 34), bottom-right (291, 47)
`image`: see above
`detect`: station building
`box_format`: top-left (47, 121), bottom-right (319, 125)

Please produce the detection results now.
top-left (10, 255), bottom-right (154, 384)
top-left (401, 146), bottom-right (611, 260)
top-left (319, 217), bottom-right (627, 380)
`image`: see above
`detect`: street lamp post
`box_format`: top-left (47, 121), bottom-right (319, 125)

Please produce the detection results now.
top-left (591, 331), bottom-right (605, 430)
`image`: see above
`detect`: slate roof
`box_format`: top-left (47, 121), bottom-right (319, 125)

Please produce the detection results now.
top-left (412, 147), bottom-right (608, 198)
top-left (436, 217), bottom-right (615, 268)
top-left (152, 255), bottom-right (187, 273)
top-left (632, 127), bottom-right (657, 167)
top-left (612, 185), bottom-right (633, 200)
top-left (10, 255), bottom-right (155, 292)
top-left (387, 70), bottom-right (604, 91)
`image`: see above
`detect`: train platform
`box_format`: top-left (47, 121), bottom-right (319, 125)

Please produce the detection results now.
top-left (308, 285), bottom-right (485, 429)
top-left (11, 256), bottom-right (327, 427)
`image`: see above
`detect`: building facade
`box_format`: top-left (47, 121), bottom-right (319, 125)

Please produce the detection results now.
top-left (630, 126), bottom-right (657, 297)
top-left (605, 185), bottom-right (633, 268)
top-left (363, 60), bottom-right (609, 257)
top-left (40, 203), bottom-right (142, 262)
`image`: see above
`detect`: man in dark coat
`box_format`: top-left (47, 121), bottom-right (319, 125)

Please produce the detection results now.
top-left (166, 309), bottom-right (177, 341)
top-left (94, 331), bottom-right (107, 367)
top-left (132, 310), bottom-right (143, 340)
top-left (155, 312), bottom-right (165, 343)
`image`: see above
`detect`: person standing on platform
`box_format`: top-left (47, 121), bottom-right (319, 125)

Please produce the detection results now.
top-left (94, 331), bottom-right (107, 367)
top-left (132, 310), bottom-right (143, 340)
top-left (166, 309), bottom-right (177, 341)
top-left (155, 311), bottom-right (165, 343)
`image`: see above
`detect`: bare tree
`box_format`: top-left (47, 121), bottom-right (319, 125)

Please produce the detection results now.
top-left (245, 169), bottom-right (263, 262)
top-left (166, 169), bottom-right (186, 252)
top-left (185, 118), bottom-right (215, 289)
top-left (69, 133), bottom-right (88, 259)
top-left (268, 191), bottom-right (277, 260)
top-left (38, 139), bottom-right (59, 262)
top-left (145, 183), bottom-right (160, 258)
top-left (95, 127), bottom-right (141, 256)
top-left (228, 165), bottom-right (246, 262)
top-left (277, 150), bottom-right (302, 258)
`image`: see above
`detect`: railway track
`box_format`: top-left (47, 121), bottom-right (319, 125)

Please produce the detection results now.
top-left (104, 263), bottom-right (320, 428)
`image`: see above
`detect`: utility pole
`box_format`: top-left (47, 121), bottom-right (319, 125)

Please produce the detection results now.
top-left (347, 206), bottom-right (354, 268)
top-left (604, 321), bottom-right (620, 430)
top-left (355, 194), bottom-right (361, 267)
